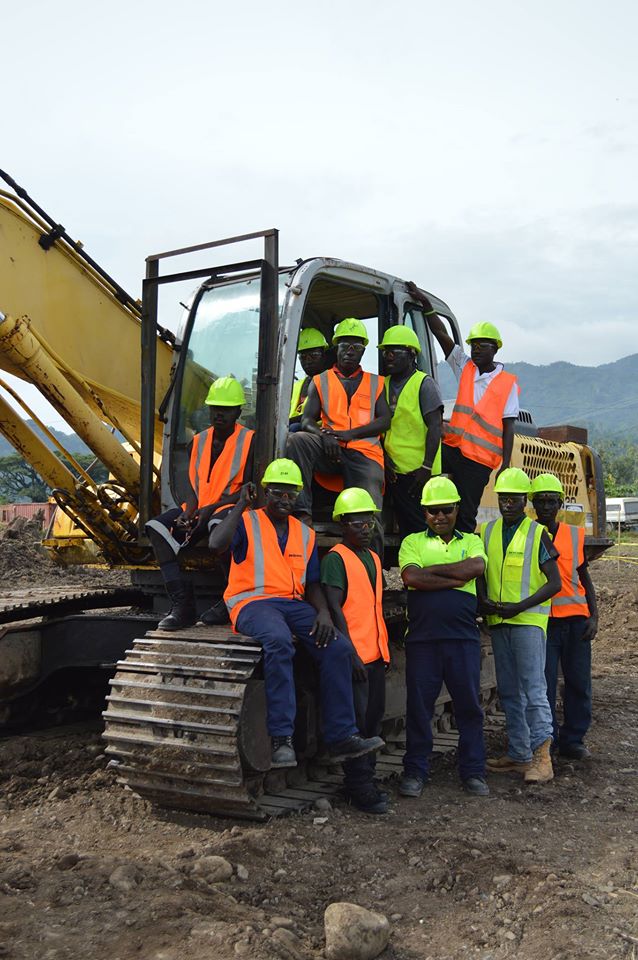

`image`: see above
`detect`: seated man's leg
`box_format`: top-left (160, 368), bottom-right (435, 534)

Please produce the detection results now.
top-left (286, 431), bottom-right (338, 517)
top-left (145, 508), bottom-right (196, 630)
top-left (235, 599), bottom-right (297, 737)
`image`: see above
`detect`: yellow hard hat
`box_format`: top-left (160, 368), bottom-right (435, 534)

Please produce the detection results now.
top-left (205, 376), bottom-right (245, 406)
top-left (261, 458), bottom-right (304, 489)
top-left (421, 476), bottom-right (461, 506)
top-left (332, 487), bottom-right (380, 519)
top-left (298, 327), bottom-right (328, 351)
top-left (530, 473), bottom-right (564, 497)
top-left (332, 317), bottom-right (369, 345)
top-left (465, 322), bottom-right (503, 350)
top-left (378, 325), bottom-right (421, 353)
top-left (494, 467), bottom-right (531, 495)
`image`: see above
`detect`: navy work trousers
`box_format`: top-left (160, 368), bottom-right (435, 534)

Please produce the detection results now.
top-left (441, 444), bottom-right (492, 534)
top-left (545, 616), bottom-right (592, 747)
top-left (403, 639), bottom-right (485, 781)
top-left (235, 598), bottom-right (358, 745)
top-left (343, 658), bottom-right (386, 794)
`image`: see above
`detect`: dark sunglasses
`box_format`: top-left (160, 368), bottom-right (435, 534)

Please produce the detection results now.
top-left (425, 505), bottom-right (456, 516)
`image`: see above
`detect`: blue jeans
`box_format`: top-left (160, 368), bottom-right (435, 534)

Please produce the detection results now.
top-left (235, 598), bottom-right (358, 744)
top-left (403, 639), bottom-right (486, 781)
top-left (490, 624), bottom-right (554, 762)
top-left (545, 617), bottom-right (592, 747)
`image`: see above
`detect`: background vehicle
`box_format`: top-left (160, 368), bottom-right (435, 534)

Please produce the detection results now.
top-left (0, 171), bottom-right (610, 817)
top-left (606, 497), bottom-right (638, 532)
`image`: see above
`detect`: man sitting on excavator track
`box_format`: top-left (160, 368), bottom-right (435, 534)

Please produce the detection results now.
top-left (145, 376), bottom-right (253, 631)
top-left (209, 458), bottom-right (385, 770)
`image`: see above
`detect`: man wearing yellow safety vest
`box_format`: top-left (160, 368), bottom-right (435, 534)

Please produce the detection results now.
top-left (321, 488), bottom-right (391, 815)
top-left (146, 376), bottom-right (254, 631)
top-left (378, 325), bottom-right (443, 538)
top-left (478, 468), bottom-right (561, 783)
top-left (398, 476), bottom-right (489, 798)
top-left (209, 459), bottom-right (385, 770)
top-left (289, 328), bottom-right (330, 429)
top-left (287, 318), bottom-right (391, 549)
top-left (406, 283), bottom-right (519, 533)
top-left (530, 473), bottom-right (598, 761)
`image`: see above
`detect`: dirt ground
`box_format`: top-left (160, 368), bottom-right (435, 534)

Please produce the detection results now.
top-left (0, 524), bottom-right (637, 960)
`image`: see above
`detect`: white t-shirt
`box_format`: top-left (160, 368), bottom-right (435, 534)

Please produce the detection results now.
top-left (447, 345), bottom-right (519, 419)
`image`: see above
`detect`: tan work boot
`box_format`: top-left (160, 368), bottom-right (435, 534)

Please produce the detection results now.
top-left (524, 739), bottom-right (554, 784)
top-left (486, 755), bottom-right (531, 774)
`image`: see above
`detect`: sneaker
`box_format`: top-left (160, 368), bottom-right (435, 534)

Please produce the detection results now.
top-left (398, 775), bottom-right (426, 798)
top-left (327, 735), bottom-right (385, 763)
top-left (346, 786), bottom-right (388, 815)
top-left (271, 736), bottom-right (297, 769)
top-left (199, 600), bottom-right (230, 626)
top-left (486, 755), bottom-right (531, 774)
top-left (462, 776), bottom-right (490, 797)
top-left (559, 743), bottom-right (591, 761)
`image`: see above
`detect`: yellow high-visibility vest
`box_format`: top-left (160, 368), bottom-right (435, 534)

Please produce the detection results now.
top-left (289, 377), bottom-right (308, 419)
top-left (384, 371), bottom-right (442, 475)
top-left (481, 516), bottom-right (550, 629)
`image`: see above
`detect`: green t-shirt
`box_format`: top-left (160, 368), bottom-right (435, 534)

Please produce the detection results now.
top-left (399, 529), bottom-right (487, 595)
top-left (320, 546), bottom-right (377, 601)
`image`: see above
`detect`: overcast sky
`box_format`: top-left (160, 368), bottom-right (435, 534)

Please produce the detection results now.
top-left (2, 0), bottom-right (637, 427)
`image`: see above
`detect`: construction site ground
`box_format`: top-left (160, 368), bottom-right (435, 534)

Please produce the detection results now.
top-left (0, 521), bottom-right (637, 960)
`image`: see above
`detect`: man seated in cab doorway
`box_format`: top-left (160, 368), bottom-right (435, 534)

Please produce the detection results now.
top-left (398, 476), bottom-right (489, 799)
top-left (478, 468), bottom-right (561, 784)
top-left (321, 488), bottom-right (391, 815)
top-left (378, 324), bottom-right (443, 538)
top-left (209, 458), bottom-right (385, 770)
top-left (406, 283), bottom-right (519, 534)
top-left (289, 327), bottom-right (331, 431)
top-left (530, 473), bottom-right (598, 761)
top-left (286, 317), bottom-right (391, 552)
top-left (145, 376), bottom-right (254, 631)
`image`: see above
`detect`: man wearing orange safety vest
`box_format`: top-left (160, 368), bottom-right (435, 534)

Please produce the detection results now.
top-left (531, 474), bottom-right (598, 760)
top-left (146, 376), bottom-right (254, 631)
top-left (286, 318), bottom-right (391, 550)
top-left (321, 488), bottom-right (391, 815)
top-left (407, 284), bottom-right (519, 533)
top-left (209, 459), bottom-right (384, 770)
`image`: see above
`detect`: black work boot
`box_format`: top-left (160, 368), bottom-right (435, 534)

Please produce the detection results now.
top-left (158, 580), bottom-right (197, 631)
top-left (199, 600), bottom-right (230, 626)
top-left (271, 736), bottom-right (297, 768)
top-left (327, 734), bottom-right (384, 763)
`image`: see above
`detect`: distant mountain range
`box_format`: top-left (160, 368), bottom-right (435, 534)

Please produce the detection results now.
top-left (0, 422), bottom-right (91, 457)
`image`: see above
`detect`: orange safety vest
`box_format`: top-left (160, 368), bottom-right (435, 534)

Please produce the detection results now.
top-left (551, 523), bottom-right (590, 619)
top-left (188, 423), bottom-right (253, 510)
top-left (444, 362), bottom-right (518, 469)
top-left (329, 544), bottom-right (390, 664)
top-left (224, 509), bottom-right (316, 627)
top-left (314, 367), bottom-right (385, 470)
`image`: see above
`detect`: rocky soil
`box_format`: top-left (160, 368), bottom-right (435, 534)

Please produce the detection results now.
top-left (0, 538), bottom-right (636, 959)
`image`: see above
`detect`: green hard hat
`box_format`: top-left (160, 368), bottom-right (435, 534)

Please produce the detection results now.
top-left (332, 487), bottom-right (380, 520)
top-left (332, 317), bottom-right (369, 345)
top-left (205, 376), bottom-right (245, 406)
top-left (465, 321), bottom-right (503, 350)
top-left (494, 467), bottom-right (531, 495)
top-left (261, 458), bottom-right (304, 489)
top-left (530, 473), bottom-right (564, 497)
top-left (421, 476), bottom-right (461, 506)
top-left (378, 325), bottom-right (421, 353)
top-left (298, 327), bottom-right (328, 352)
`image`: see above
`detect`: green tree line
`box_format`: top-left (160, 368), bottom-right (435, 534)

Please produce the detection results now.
top-left (0, 453), bottom-right (107, 503)
top-left (596, 439), bottom-right (638, 497)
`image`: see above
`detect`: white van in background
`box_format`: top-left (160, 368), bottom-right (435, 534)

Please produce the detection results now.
top-left (606, 497), bottom-right (638, 531)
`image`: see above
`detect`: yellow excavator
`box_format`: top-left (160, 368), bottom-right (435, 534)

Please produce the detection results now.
top-left (0, 171), bottom-right (610, 818)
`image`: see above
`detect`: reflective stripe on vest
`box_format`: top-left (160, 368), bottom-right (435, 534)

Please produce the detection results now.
top-left (330, 544), bottom-right (390, 664)
top-left (314, 368), bottom-right (385, 469)
top-left (481, 516), bottom-right (550, 629)
top-left (224, 509), bottom-right (315, 626)
top-left (551, 523), bottom-right (590, 618)
top-left (444, 362), bottom-right (518, 469)
top-left (383, 371), bottom-right (442, 475)
top-left (189, 423), bottom-right (253, 509)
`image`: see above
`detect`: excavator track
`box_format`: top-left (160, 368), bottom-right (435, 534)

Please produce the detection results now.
top-left (0, 586), bottom-right (146, 625)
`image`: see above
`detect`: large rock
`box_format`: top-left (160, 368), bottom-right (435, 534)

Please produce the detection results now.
top-left (191, 855), bottom-right (233, 883)
top-left (324, 903), bottom-right (390, 960)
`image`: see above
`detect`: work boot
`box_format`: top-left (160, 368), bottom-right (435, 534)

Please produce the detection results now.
top-left (462, 776), bottom-right (490, 797)
top-left (559, 743), bottom-right (591, 761)
top-left (524, 739), bottom-right (554, 784)
top-left (398, 775), bottom-right (427, 798)
top-left (271, 736), bottom-right (297, 768)
top-left (158, 581), bottom-right (197, 631)
top-left (199, 600), bottom-right (230, 626)
top-left (486, 755), bottom-right (531, 774)
top-left (345, 784), bottom-right (388, 815)
top-left (327, 734), bottom-right (384, 763)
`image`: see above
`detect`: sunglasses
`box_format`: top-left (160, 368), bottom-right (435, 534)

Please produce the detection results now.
top-left (425, 505), bottom-right (456, 516)
top-left (267, 487), bottom-right (300, 500)
top-left (344, 518), bottom-right (375, 529)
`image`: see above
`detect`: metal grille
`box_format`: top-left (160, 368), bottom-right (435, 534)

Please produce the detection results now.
top-left (518, 438), bottom-right (582, 502)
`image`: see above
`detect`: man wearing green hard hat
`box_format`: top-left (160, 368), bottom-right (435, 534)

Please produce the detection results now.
top-left (146, 375), bottom-right (254, 631)
top-left (478, 467), bottom-right (561, 784)
top-left (378, 324), bottom-right (443, 538)
top-left (530, 473), bottom-right (598, 761)
top-left (406, 283), bottom-right (519, 533)
top-left (289, 327), bottom-right (331, 428)
top-left (398, 475), bottom-right (489, 799)
top-left (210, 460), bottom-right (385, 771)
